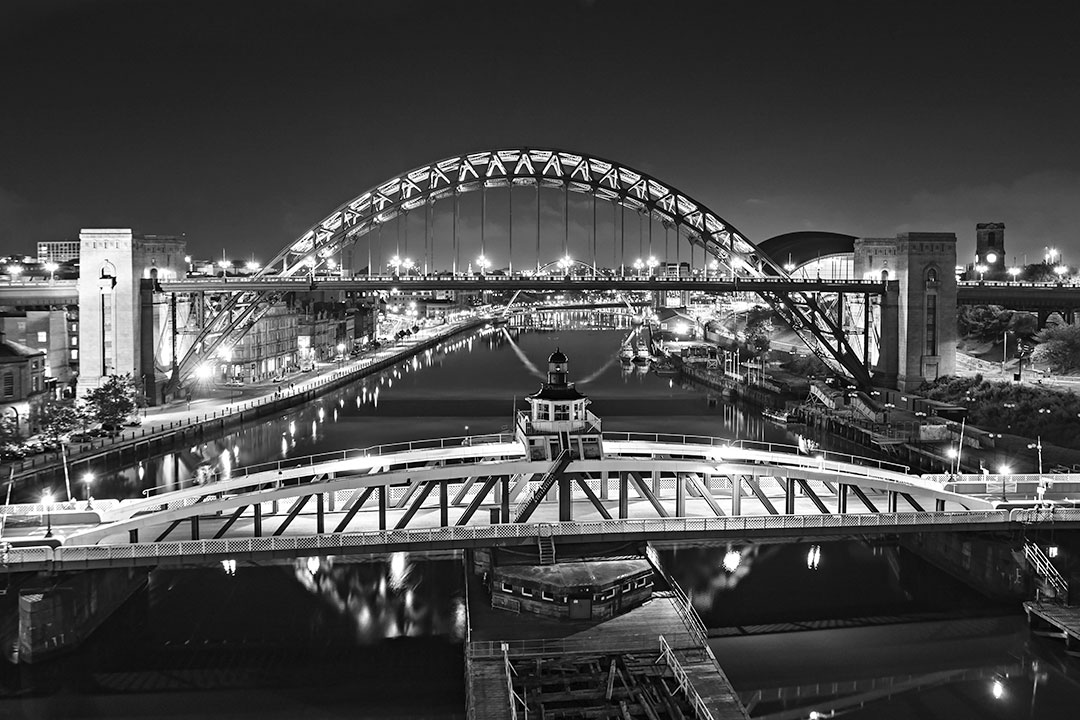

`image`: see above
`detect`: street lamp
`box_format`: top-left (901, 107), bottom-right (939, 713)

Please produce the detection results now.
top-left (43, 261), bottom-right (59, 281)
top-left (975, 264), bottom-right (988, 281)
top-left (1054, 265), bottom-right (1068, 280)
top-left (401, 258), bottom-right (414, 276)
top-left (633, 258), bottom-right (645, 276)
top-left (6, 264), bottom-right (22, 279)
top-left (42, 491), bottom-right (54, 538)
top-left (476, 255), bottom-right (491, 275)
top-left (1027, 436), bottom-right (1044, 475)
top-left (647, 256), bottom-right (659, 275)
top-left (83, 472), bottom-right (94, 505)
top-left (336, 343), bottom-right (346, 366)
top-left (218, 259), bottom-right (232, 276)
top-left (388, 255), bottom-right (403, 275)
top-left (1007, 266), bottom-right (1021, 281)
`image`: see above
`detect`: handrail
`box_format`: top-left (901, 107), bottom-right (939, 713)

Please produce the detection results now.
top-left (658, 635), bottom-right (716, 720)
top-left (7, 509), bottom-right (1054, 570)
top-left (1024, 541), bottom-right (1069, 600)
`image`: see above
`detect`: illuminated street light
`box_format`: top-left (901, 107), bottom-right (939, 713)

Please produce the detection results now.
top-left (1007, 266), bottom-right (1021, 280)
top-left (195, 363), bottom-right (214, 380)
top-left (557, 254), bottom-right (574, 273)
top-left (647, 256), bottom-right (659, 273)
top-left (245, 260), bottom-right (261, 272)
top-left (402, 258), bottom-right (415, 274)
top-left (633, 258), bottom-right (645, 276)
top-left (43, 261), bottom-right (59, 281)
top-left (975, 264), bottom-right (988, 281)
top-left (218, 259), bottom-right (232, 271)
top-left (1054, 264), bottom-right (1068, 279)
top-left (722, 549), bottom-right (741, 573)
top-left (83, 472), bottom-right (94, 502)
top-left (42, 491), bottom-right (54, 538)
top-left (388, 255), bottom-right (403, 275)
top-left (6, 264), bottom-right (22, 278)
top-left (476, 255), bottom-right (491, 274)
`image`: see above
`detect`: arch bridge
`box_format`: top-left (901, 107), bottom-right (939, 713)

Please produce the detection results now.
top-left (165, 148), bottom-right (876, 394)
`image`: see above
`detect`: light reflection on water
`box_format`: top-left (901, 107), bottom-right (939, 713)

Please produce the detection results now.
top-left (72, 315), bottom-right (802, 502)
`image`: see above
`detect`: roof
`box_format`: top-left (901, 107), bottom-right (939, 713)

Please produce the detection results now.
top-left (548, 348), bottom-right (568, 363)
top-left (528, 384), bottom-right (586, 401)
top-left (0, 338), bottom-right (44, 360)
top-left (757, 230), bottom-right (857, 272)
top-left (496, 559), bottom-right (652, 591)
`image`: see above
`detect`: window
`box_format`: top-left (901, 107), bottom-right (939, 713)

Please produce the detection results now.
top-left (71, 349), bottom-right (79, 360)
top-left (541, 591), bottom-right (554, 602)
top-left (554, 405), bottom-right (569, 421)
top-left (925, 294), bottom-right (938, 356)
top-left (521, 587), bottom-right (533, 598)
top-left (636, 577), bottom-right (649, 588)
top-left (537, 404), bottom-right (550, 420)
top-left (501, 582), bottom-right (513, 593)
top-left (2, 373), bottom-right (12, 398)
top-left (71, 336), bottom-right (77, 346)
top-left (926, 268), bottom-right (938, 283)
top-left (37, 331), bottom-right (47, 343)
top-left (623, 582), bottom-right (633, 593)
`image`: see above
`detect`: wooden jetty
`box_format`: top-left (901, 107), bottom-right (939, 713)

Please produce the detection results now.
top-left (467, 588), bottom-right (749, 719)
top-left (1023, 601), bottom-right (1080, 656)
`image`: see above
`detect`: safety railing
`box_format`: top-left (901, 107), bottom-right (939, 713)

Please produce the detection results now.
top-left (7, 509), bottom-right (1058, 569)
top-left (658, 635), bottom-right (715, 720)
top-left (1024, 541), bottom-right (1069, 600)
top-left (469, 632), bottom-right (666, 659)
top-left (503, 644), bottom-right (527, 720)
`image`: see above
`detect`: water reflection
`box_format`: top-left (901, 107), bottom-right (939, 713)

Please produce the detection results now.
top-left (291, 553), bottom-right (464, 644)
top-left (55, 315), bottom-right (802, 503)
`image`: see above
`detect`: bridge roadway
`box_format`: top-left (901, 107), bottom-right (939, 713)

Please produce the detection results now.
top-left (3, 433), bottom-right (1075, 571)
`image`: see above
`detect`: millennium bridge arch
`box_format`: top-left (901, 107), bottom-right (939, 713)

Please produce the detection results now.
top-left (169, 148), bottom-right (872, 392)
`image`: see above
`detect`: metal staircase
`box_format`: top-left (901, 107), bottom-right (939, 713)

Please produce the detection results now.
top-left (1024, 541), bottom-right (1069, 600)
top-left (537, 524), bottom-right (556, 565)
top-left (512, 450), bottom-right (572, 523)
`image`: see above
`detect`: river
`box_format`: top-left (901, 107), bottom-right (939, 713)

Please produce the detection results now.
top-left (2, 316), bottom-right (1078, 718)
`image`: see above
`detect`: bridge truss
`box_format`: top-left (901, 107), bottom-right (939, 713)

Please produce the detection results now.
top-left (166, 148), bottom-right (877, 393)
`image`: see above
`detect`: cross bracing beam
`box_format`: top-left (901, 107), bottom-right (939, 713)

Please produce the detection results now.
top-left (169, 147), bottom-right (880, 388)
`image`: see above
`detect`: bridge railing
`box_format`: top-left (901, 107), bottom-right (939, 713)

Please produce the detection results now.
top-left (140, 433), bottom-right (518, 498)
top-left (5, 510), bottom-right (1043, 570)
top-left (600, 432), bottom-right (910, 474)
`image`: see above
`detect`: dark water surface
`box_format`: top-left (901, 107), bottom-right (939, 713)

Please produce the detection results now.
top-left (4, 319), bottom-right (1079, 717)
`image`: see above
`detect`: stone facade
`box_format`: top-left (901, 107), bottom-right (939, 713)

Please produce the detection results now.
top-left (76, 229), bottom-right (186, 398)
top-left (855, 232), bottom-right (957, 391)
top-left (975, 222), bottom-right (1006, 274)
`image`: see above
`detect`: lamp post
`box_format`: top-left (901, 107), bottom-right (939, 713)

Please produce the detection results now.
top-left (43, 261), bottom-right (59, 282)
top-left (336, 343), bottom-right (346, 368)
top-left (975, 264), bottom-right (988, 281)
top-left (1027, 436), bottom-right (1043, 475)
top-left (998, 464), bottom-right (1012, 501)
top-left (83, 472), bottom-right (94, 508)
top-left (633, 258), bottom-right (645, 276)
top-left (42, 491), bottom-right (53, 538)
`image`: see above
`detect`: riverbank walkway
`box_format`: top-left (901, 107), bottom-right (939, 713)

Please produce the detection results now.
top-left (1, 316), bottom-right (488, 488)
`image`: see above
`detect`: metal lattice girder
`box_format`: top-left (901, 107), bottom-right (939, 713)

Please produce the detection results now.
top-left (173, 147), bottom-right (876, 387)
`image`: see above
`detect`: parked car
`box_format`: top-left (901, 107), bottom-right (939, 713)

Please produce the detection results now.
top-left (68, 432), bottom-right (96, 443)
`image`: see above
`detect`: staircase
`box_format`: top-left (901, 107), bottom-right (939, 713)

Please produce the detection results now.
top-left (537, 525), bottom-right (556, 565)
top-left (512, 450), bottom-right (572, 523)
top-left (1024, 541), bottom-right (1069, 600)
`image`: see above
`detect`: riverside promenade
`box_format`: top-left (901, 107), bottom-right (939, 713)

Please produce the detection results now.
top-left (2, 316), bottom-right (489, 494)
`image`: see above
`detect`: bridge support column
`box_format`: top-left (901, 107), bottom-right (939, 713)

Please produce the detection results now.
top-left (675, 474), bottom-right (686, 517)
top-left (619, 472), bottom-right (629, 519)
top-left (559, 474), bottom-right (572, 522)
top-left (190, 515), bottom-right (199, 541)
top-left (730, 476), bottom-right (741, 516)
top-left (784, 478), bottom-right (796, 514)
top-left (935, 498), bottom-right (945, 512)
top-left (499, 476), bottom-right (509, 523)
top-left (440, 481), bottom-right (449, 527)
top-left (838, 484), bottom-right (848, 513)
top-left (254, 503), bottom-right (262, 537)
top-left (887, 491), bottom-right (898, 513)
top-left (378, 487), bottom-right (387, 531)
top-left (129, 529), bottom-right (138, 543)
top-left (601, 471), bottom-right (610, 501)
top-left (316, 493), bottom-right (324, 534)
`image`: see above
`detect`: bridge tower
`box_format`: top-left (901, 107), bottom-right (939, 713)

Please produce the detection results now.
top-left (76, 229), bottom-right (186, 401)
top-left (516, 348), bottom-right (604, 461)
top-left (854, 232), bottom-right (957, 391)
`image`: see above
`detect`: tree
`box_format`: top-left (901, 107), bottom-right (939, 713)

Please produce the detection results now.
top-left (1032, 324), bottom-right (1080, 375)
top-left (84, 374), bottom-right (139, 427)
top-left (37, 397), bottom-right (85, 446)
top-left (0, 414), bottom-right (18, 444)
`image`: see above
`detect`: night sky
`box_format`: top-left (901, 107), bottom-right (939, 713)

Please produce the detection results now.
top-left (3, 0), bottom-right (1079, 264)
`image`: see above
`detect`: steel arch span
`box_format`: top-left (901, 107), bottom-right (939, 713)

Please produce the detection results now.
top-left (170, 148), bottom-right (871, 390)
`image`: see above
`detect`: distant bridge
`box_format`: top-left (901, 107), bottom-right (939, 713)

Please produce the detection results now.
top-left (3, 433), bottom-right (1075, 571)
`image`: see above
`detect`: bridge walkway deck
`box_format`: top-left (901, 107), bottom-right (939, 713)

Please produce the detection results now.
top-left (1024, 600), bottom-right (1080, 655)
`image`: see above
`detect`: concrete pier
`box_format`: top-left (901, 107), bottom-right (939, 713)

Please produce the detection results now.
top-left (1024, 601), bottom-right (1080, 656)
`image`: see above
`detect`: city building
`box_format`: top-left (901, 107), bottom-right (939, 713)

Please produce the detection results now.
top-left (36, 240), bottom-right (81, 263)
top-left (0, 330), bottom-right (47, 438)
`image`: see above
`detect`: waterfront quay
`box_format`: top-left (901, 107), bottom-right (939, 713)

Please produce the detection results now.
top-left (1, 317), bottom-right (487, 492)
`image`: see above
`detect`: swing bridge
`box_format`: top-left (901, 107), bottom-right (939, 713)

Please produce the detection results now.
top-left (4, 431), bottom-right (1076, 571)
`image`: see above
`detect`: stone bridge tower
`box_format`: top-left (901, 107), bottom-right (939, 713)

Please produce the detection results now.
top-left (854, 232), bottom-right (957, 391)
top-left (77, 229), bottom-right (186, 402)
